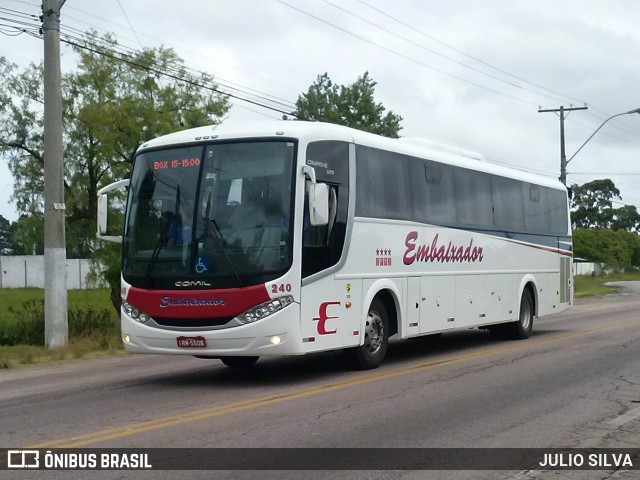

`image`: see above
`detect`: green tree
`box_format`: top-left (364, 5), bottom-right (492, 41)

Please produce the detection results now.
top-left (10, 214), bottom-right (44, 255)
top-left (611, 204), bottom-right (640, 232)
top-left (0, 31), bottom-right (231, 260)
top-left (570, 179), bottom-right (620, 229)
top-left (294, 72), bottom-right (403, 138)
top-left (0, 214), bottom-right (17, 254)
top-left (573, 228), bottom-right (640, 271)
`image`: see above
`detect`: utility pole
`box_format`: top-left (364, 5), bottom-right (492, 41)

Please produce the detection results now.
top-left (42, 0), bottom-right (68, 348)
top-left (538, 105), bottom-right (588, 185)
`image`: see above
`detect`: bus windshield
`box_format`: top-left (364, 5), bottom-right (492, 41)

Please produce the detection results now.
top-left (122, 140), bottom-right (296, 289)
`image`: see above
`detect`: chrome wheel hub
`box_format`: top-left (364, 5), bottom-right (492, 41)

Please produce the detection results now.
top-left (364, 310), bottom-right (384, 354)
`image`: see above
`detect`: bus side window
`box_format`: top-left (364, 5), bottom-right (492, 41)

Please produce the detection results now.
top-left (303, 141), bottom-right (349, 279)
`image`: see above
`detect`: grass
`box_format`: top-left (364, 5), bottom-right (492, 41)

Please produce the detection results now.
top-left (0, 288), bottom-right (124, 369)
top-left (0, 340), bottom-right (125, 369)
top-left (573, 272), bottom-right (640, 298)
top-left (0, 288), bottom-right (118, 318)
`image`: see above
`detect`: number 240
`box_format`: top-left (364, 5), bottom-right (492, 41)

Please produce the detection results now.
top-left (271, 283), bottom-right (292, 294)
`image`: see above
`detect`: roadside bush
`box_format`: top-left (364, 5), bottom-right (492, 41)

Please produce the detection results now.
top-left (0, 299), bottom-right (118, 347)
top-left (68, 305), bottom-right (119, 339)
top-left (0, 299), bottom-right (45, 346)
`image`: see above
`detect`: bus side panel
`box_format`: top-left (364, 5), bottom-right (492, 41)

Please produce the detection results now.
top-left (454, 274), bottom-right (488, 329)
top-left (537, 272), bottom-right (563, 317)
top-left (419, 276), bottom-right (455, 334)
top-left (299, 276), bottom-right (362, 353)
top-left (406, 277), bottom-right (421, 337)
top-left (485, 274), bottom-right (513, 324)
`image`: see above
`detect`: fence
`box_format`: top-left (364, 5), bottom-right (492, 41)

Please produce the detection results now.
top-left (0, 256), bottom-right (103, 289)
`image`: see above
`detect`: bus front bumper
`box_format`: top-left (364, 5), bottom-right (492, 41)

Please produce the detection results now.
top-left (120, 304), bottom-right (304, 356)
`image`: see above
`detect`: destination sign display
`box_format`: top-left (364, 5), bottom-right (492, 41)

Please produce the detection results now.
top-left (153, 158), bottom-right (201, 170)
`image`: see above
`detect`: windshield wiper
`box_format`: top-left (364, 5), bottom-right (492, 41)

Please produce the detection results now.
top-left (144, 223), bottom-right (168, 288)
top-left (205, 218), bottom-right (245, 287)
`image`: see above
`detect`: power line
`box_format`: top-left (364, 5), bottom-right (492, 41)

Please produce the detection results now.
top-left (0, 14), bottom-right (39, 30)
top-left (0, 22), bottom-right (36, 36)
top-left (0, 9), bottom-right (301, 118)
top-left (3, 2), bottom-right (303, 114)
top-left (50, 16), bottom-right (298, 113)
top-left (32, 0), bottom-right (638, 145)
top-left (355, 0), bottom-right (586, 107)
top-left (115, 0), bottom-right (143, 50)
top-left (274, 0), bottom-right (540, 107)
top-left (354, 0), bottom-right (640, 141)
top-left (56, 25), bottom-right (298, 112)
top-left (0, 6), bottom-right (38, 20)
top-left (57, 34), bottom-right (300, 118)
top-left (586, 108), bottom-right (640, 139)
top-left (8, 3), bottom-right (638, 144)
top-left (60, 33), bottom-right (297, 113)
top-left (320, 0), bottom-right (569, 105)
top-left (8, 0), bottom-right (640, 142)
top-left (5, 0), bottom-right (39, 7)
top-left (565, 116), bottom-right (640, 147)
top-left (60, 2), bottom-right (301, 95)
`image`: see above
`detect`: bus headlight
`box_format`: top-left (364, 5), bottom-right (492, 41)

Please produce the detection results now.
top-left (122, 301), bottom-right (151, 324)
top-left (238, 296), bottom-right (294, 324)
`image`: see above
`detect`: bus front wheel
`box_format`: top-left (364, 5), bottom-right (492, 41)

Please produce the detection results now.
top-left (343, 298), bottom-right (389, 370)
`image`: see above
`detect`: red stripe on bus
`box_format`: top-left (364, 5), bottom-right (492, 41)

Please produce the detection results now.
top-left (125, 284), bottom-right (270, 319)
top-left (502, 238), bottom-right (573, 257)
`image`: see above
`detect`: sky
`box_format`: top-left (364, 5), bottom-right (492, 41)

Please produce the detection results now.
top-left (1, 0), bottom-right (640, 222)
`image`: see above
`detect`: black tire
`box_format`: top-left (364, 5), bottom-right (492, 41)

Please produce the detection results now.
top-left (220, 356), bottom-right (259, 368)
top-left (343, 297), bottom-right (389, 370)
top-left (504, 289), bottom-right (534, 340)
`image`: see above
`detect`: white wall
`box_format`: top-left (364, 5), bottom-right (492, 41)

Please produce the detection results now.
top-left (0, 256), bottom-right (104, 289)
top-left (573, 262), bottom-right (602, 277)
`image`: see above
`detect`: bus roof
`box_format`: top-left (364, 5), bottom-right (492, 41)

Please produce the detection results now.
top-left (139, 120), bottom-right (566, 191)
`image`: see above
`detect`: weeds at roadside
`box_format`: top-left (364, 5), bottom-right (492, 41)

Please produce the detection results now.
top-left (0, 295), bottom-right (123, 368)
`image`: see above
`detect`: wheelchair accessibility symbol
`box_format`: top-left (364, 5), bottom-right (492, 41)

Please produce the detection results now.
top-left (194, 256), bottom-right (209, 274)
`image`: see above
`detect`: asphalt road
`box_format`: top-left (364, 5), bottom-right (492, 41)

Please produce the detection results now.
top-left (2, 287), bottom-right (640, 480)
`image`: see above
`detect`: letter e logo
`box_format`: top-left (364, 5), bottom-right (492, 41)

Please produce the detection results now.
top-left (313, 301), bottom-right (340, 335)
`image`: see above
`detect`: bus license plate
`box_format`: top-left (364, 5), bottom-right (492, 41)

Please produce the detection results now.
top-left (177, 336), bottom-right (206, 348)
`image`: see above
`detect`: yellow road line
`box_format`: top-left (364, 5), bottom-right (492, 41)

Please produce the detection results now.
top-left (28, 317), bottom-right (640, 448)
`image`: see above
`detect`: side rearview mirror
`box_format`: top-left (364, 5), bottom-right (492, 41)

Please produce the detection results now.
top-left (97, 194), bottom-right (108, 235)
top-left (308, 183), bottom-right (329, 226)
top-left (96, 179), bottom-right (130, 243)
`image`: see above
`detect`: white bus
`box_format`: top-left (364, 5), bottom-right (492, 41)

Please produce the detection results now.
top-left (97, 120), bottom-right (572, 369)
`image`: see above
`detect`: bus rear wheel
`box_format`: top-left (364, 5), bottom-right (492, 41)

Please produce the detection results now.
top-left (504, 289), bottom-right (534, 340)
top-left (343, 298), bottom-right (389, 370)
top-left (220, 356), bottom-right (259, 368)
